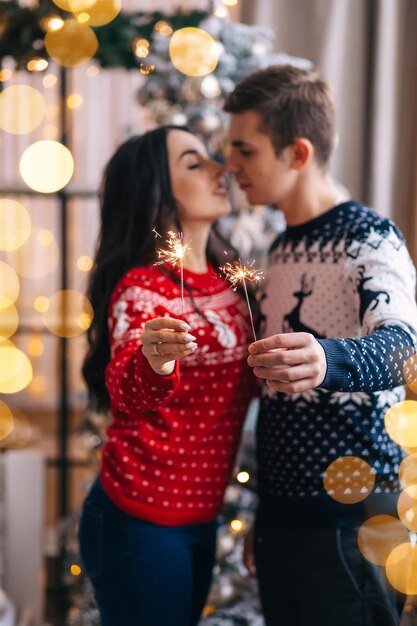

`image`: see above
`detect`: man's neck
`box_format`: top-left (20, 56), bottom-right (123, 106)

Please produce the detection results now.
top-left (279, 172), bottom-right (348, 227)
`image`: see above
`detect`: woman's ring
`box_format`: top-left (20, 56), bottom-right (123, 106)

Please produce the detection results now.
top-left (153, 342), bottom-right (163, 356)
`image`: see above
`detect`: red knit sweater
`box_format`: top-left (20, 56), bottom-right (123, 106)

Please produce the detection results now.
top-left (102, 263), bottom-right (256, 526)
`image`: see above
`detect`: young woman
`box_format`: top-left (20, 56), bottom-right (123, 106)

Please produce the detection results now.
top-left (79, 126), bottom-right (256, 626)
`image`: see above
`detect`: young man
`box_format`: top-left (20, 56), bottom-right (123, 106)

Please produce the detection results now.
top-left (224, 65), bottom-right (417, 626)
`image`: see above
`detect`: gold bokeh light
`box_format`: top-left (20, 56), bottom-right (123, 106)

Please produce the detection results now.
top-left (67, 94), bottom-right (84, 109)
top-left (71, 0), bottom-right (121, 27)
top-left (323, 456), bottom-right (375, 504)
top-left (386, 543), bottom-right (417, 595)
top-left (0, 343), bottom-right (33, 394)
top-left (45, 19), bottom-right (98, 68)
top-left (77, 13), bottom-right (90, 23)
top-left (43, 74), bottom-right (58, 88)
top-left (0, 199), bottom-right (31, 252)
top-left (27, 335), bottom-right (44, 357)
top-left (0, 85), bottom-right (46, 135)
top-left (77, 255), bottom-right (93, 271)
top-left (34, 296), bottom-right (50, 313)
top-left (43, 125), bottom-right (59, 140)
top-left (86, 65), bottom-right (100, 77)
top-left (70, 564), bottom-right (82, 576)
top-left (397, 486), bottom-right (417, 532)
top-left (0, 262), bottom-right (20, 310)
top-left (384, 400), bottom-right (417, 448)
top-left (30, 375), bottom-right (47, 394)
top-left (0, 303), bottom-right (18, 341)
top-left (19, 141), bottom-right (74, 193)
top-left (0, 69), bottom-right (12, 82)
top-left (50, 0), bottom-right (73, 10)
top-left (399, 453), bottom-right (417, 490)
top-left (0, 401), bottom-right (14, 441)
top-left (69, 0), bottom-right (96, 11)
top-left (0, 406), bottom-right (34, 449)
top-left (169, 28), bottom-right (219, 77)
top-left (7, 228), bottom-right (59, 279)
top-left (357, 515), bottom-right (409, 566)
top-left (42, 289), bottom-right (93, 338)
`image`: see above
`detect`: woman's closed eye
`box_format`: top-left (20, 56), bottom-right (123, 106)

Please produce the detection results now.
top-left (187, 162), bottom-right (201, 170)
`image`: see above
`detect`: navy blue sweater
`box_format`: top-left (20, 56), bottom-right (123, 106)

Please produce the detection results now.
top-left (257, 201), bottom-right (417, 524)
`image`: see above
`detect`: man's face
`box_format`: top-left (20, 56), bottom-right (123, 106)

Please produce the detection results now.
top-left (225, 110), bottom-right (296, 207)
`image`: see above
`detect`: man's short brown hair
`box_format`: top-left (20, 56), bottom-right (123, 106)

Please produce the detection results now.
top-left (224, 64), bottom-right (336, 167)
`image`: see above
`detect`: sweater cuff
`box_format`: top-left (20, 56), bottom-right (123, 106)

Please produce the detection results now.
top-left (136, 348), bottom-right (181, 390)
top-left (316, 338), bottom-right (348, 391)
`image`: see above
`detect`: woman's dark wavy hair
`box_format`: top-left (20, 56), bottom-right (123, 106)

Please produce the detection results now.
top-left (83, 125), bottom-right (240, 412)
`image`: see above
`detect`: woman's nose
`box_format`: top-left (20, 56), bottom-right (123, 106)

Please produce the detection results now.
top-left (210, 159), bottom-right (225, 177)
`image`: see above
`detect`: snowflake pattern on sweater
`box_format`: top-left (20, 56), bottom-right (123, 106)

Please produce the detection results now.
top-left (102, 264), bottom-right (256, 526)
top-left (258, 201), bottom-right (417, 499)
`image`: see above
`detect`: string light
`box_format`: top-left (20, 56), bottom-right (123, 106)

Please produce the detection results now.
top-left (133, 37), bottom-right (150, 59)
top-left (139, 64), bottom-right (155, 75)
top-left (230, 518), bottom-right (245, 534)
top-left (27, 58), bottom-right (49, 71)
top-left (236, 471), bottom-right (250, 484)
top-left (41, 16), bottom-right (64, 31)
top-left (154, 20), bottom-right (173, 36)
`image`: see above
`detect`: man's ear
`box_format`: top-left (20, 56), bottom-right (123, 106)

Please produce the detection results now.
top-left (291, 138), bottom-right (314, 169)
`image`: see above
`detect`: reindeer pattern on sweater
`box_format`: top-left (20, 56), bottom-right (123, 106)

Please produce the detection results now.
top-left (258, 201), bottom-right (417, 499)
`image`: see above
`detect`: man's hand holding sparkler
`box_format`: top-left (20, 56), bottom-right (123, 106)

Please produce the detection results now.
top-left (141, 317), bottom-right (198, 376)
top-left (247, 332), bottom-right (327, 393)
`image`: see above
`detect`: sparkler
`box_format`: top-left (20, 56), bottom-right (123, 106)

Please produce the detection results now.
top-left (220, 259), bottom-right (263, 341)
top-left (154, 230), bottom-right (191, 317)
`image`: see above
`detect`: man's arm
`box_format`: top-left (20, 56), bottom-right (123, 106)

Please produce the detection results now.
top-left (248, 325), bottom-right (417, 394)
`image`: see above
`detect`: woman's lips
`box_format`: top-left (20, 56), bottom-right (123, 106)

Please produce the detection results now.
top-left (213, 181), bottom-right (228, 196)
top-left (213, 185), bottom-right (228, 196)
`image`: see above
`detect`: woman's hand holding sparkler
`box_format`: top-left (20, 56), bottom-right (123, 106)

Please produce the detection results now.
top-left (141, 317), bottom-right (198, 376)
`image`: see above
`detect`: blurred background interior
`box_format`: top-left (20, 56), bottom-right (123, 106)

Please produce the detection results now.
top-left (0, 0), bottom-right (417, 624)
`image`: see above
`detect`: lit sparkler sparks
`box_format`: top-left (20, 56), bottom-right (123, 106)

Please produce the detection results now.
top-left (220, 259), bottom-right (263, 341)
top-left (154, 230), bottom-right (191, 317)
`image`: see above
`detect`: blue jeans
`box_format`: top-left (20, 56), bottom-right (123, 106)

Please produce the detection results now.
top-left (254, 505), bottom-right (403, 626)
top-left (78, 478), bottom-right (217, 626)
